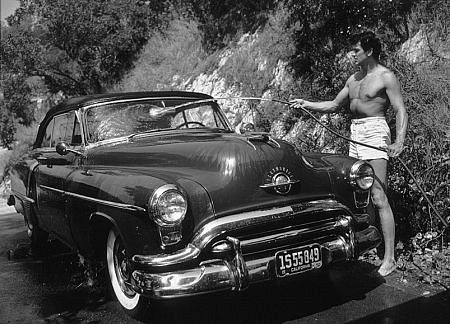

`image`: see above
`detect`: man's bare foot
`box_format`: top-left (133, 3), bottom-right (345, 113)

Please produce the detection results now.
top-left (378, 261), bottom-right (396, 277)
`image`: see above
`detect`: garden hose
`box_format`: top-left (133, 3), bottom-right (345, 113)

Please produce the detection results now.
top-left (273, 98), bottom-right (449, 229)
top-left (173, 96), bottom-right (448, 228)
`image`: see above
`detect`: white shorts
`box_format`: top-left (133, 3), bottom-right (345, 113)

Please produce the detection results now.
top-left (349, 117), bottom-right (391, 160)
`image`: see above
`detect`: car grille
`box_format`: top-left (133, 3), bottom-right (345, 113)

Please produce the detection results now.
top-left (204, 201), bottom-right (352, 261)
top-left (239, 215), bottom-right (344, 255)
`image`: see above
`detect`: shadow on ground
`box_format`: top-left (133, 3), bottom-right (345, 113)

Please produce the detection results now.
top-left (6, 236), bottom-right (111, 322)
top-left (7, 238), bottom-right (387, 324)
top-left (348, 290), bottom-right (449, 324)
top-left (153, 262), bottom-right (384, 324)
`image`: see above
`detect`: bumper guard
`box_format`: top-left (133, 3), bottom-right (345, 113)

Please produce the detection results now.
top-left (132, 201), bottom-right (381, 299)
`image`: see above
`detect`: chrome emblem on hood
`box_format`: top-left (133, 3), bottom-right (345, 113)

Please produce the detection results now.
top-left (260, 167), bottom-right (300, 195)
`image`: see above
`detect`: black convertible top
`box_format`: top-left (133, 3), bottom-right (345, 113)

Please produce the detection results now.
top-left (46, 91), bottom-right (214, 116)
top-left (34, 91), bottom-right (215, 148)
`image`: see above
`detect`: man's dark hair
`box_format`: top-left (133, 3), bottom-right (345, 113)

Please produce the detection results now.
top-left (352, 31), bottom-right (382, 61)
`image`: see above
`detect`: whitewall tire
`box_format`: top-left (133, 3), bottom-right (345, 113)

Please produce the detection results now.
top-left (106, 229), bottom-right (149, 319)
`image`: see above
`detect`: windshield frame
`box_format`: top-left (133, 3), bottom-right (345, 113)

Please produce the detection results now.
top-left (80, 96), bottom-right (232, 145)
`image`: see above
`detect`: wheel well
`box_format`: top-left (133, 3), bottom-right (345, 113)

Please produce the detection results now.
top-left (90, 216), bottom-right (113, 261)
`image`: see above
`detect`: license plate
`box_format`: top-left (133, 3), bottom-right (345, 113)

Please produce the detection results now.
top-left (275, 244), bottom-right (322, 277)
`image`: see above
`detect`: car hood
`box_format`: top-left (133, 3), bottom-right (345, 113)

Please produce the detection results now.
top-left (86, 131), bottom-right (334, 219)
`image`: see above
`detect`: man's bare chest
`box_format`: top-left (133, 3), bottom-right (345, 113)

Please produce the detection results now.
top-left (349, 75), bottom-right (387, 101)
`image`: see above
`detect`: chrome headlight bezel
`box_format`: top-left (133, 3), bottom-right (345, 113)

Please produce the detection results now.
top-left (149, 184), bottom-right (187, 227)
top-left (349, 160), bottom-right (374, 190)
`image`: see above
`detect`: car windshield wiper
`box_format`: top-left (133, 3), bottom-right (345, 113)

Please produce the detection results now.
top-left (127, 128), bottom-right (176, 140)
top-left (211, 128), bottom-right (233, 133)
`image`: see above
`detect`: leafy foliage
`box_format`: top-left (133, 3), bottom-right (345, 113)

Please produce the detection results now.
top-left (283, 0), bottom-right (415, 99)
top-left (5, 0), bottom-right (168, 94)
top-left (0, 75), bottom-right (34, 148)
top-left (178, 0), bottom-right (277, 51)
top-left (387, 58), bottom-right (450, 245)
top-left (0, 0), bottom-right (170, 147)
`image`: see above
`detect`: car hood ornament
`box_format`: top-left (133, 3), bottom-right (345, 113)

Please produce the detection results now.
top-left (260, 167), bottom-right (300, 195)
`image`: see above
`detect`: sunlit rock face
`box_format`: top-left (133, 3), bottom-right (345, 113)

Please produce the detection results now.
top-left (182, 32), bottom-right (335, 152)
top-left (399, 30), bottom-right (432, 64)
top-left (399, 29), bottom-right (450, 64)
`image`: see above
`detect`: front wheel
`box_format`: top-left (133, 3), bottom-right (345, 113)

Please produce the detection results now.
top-left (106, 229), bottom-right (150, 320)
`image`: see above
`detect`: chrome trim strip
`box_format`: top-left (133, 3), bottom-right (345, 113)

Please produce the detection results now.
top-left (11, 190), bottom-right (35, 204)
top-left (259, 179), bottom-right (301, 188)
top-left (268, 136), bottom-right (280, 148)
top-left (240, 218), bottom-right (347, 249)
top-left (244, 137), bottom-right (257, 150)
top-left (133, 199), bottom-right (351, 266)
top-left (247, 134), bottom-right (281, 149)
top-left (40, 185), bottom-right (64, 194)
top-left (81, 96), bottom-right (213, 111)
top-left (135, 244), bottom-right (200, 267)
top-left (191, 206), bottom-right (293, 248)
top-left (39, 185), bottom-right (146, 212)
top-left (353, 190), bottom-right (370, 208)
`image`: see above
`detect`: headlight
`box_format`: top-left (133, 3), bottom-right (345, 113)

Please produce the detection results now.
top-left (350, 161), bottom-right (374, 190)
top-left (149, 184), bottom-right (187, 226)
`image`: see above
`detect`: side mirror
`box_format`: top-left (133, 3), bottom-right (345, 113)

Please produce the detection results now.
top-left (56, 142), bottom-right (69, 155)
top-left (55, 142), bottom-right (83, 157)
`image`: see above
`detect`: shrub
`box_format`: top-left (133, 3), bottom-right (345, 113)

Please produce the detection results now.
top-left (387, 57), bottom-right (450, 244)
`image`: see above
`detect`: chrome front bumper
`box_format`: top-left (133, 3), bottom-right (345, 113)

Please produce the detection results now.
top-left (131, 200), bottom-right (381, 299)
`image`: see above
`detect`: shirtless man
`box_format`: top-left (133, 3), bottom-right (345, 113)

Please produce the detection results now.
top-left (290, 31), bottom-right (408, 276)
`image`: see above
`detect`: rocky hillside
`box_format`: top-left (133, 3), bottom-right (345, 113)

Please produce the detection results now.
top-left (117, 13), bottom-right (448, 156)
top-left (116, 15), bottom-right (345, 153)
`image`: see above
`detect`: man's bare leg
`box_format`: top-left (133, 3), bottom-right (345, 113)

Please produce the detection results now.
top-left (368, 158), bottom-right (396, 276)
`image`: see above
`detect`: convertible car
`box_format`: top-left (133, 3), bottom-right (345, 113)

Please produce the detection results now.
top-left (9, 91), bottom-right (381, 320)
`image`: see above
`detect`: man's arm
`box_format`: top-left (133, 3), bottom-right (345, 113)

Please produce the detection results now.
top-left (290, 79), bottom-right (350, 113)
top-left (384, 71), bottom-right (408, 157)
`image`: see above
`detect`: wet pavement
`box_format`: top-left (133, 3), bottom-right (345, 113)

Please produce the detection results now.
top-left (0, 204), bottom-right (448, 323)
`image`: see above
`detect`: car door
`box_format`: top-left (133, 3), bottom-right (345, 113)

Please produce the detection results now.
top-left (34, 110), bottom-right (82, 247)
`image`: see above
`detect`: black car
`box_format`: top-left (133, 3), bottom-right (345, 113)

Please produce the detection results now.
top-left (9, 91), bottom-right (380, 320)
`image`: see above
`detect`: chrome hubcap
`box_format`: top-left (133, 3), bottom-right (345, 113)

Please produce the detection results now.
top-left (113, 238), bottom-right (135, 297)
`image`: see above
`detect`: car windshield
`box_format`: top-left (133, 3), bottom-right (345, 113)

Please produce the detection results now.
top-left (85, 99), bottom-right (229, 143)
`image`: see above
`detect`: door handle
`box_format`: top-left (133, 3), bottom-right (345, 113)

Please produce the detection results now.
top-left (36, 156), bottom-right (52, 168)
top-left (36, 156), bottom-right (48, 163)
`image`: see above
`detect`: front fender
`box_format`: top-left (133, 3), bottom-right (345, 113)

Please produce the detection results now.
top-left (9, 155), bottom-right (39, 221)
top-left (87, 210), bottom-right (159, 259)
top-left (66, 168), bottom-right (215, 257)
top-left (319, 155), bottom-right (371, 212)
